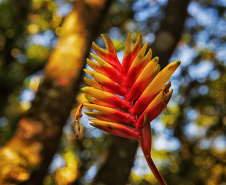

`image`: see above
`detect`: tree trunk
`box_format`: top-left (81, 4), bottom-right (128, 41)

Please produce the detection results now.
top-left (152, 0), bottom-right (189, 68)
top-left (0, 0), bottom-right (31, 117)
top-left (0, 0), bottom-right (113, 184)
top-left (91, 136), bottom-right (138, 185)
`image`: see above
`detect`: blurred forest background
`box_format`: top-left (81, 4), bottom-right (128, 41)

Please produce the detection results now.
top-left (0, 0), bottom-right (225, 185)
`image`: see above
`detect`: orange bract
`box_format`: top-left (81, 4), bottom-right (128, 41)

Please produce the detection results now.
top-left (82, 33), bottom-right (180, 185)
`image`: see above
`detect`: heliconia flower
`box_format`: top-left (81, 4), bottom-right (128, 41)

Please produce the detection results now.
top-left (79, 33), bottom-right (181, 185)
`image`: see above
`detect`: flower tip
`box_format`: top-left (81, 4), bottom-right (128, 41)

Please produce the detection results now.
top-left (89, 122), bottom-right (96, 127)
top-left (126, 32), bottom-right (131, 39)
top-left (169, 89), bottom-right (173, 96)
top-left (135, 34), bottom-right (143, 44)
top-left (82, 102), bottom-right (90, 108)
top-left (154, 56), bottom-right (159, 62)
top-left (144, 41), bottom-right (149, 47)
top-left (101, 34), bottom-right (109, 40)
top-left (92, 41), bottom-right (96, 46)
top-left (143, 113), bottom-right (150, 126)
top-left (83, 69), bottom-right (90, 75)
top-left (137, 33), bottom-right (142, 39)
top-left (89, 118), bottom-right (96, 122)
top-left (90, 53), bottom-right (95, 58)
top-left (155, 64), bottom-right (161, 71)
top-left (176, 60), bottom-right (181, 66)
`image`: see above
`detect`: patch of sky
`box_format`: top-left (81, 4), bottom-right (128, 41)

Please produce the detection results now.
top-left (188, 2), bottom-right (218, 28)
top-left (151, 120), bottom-right (165, 133)
top-left (165, 100), bottom-right (173, 107)
top-left (214, 135), bottom-right (226, 151)
top-left (185, 17), bottom-right (197, 28)
top-left (133, 148), bottom-right (150, 176)
top-left (19, 88), bottom-right (35, 102)
top-left (132, 0), bottom-right (151, 11)
top-left (158, 0), bottom-right (168, 6)
top-left (196, 32), bottom-right (225, 53)
top-left (199, 138), bottom-right (211, 149)
top-left (195, 30), bottom-right (210, 48)
top-left (188, 60), bottom-right (214, 80)
top-left (84, 165), bottom-right (98, 183)
top-left (86, 127), bottom-right (103, 138)
top-left (0, 117), bottom-right (8, 127)
top-left (134, 5), bottom-right (160, 22)
top-left (189, 3), bottom-right (226, 40)
top-left (31, 30), bottom-right (55, 47)
top-left (17, 54), bottom-right (27, 64)
top-left (57, 2), bottom-right (73, 17)
top-left (214, 18), bottom-right (226, 36)
top-left (79, 109), bottom-right (93, 128)
top-left (150, 120), bottom-right (180, 151)
top-left (216, 44), bottom-right (226, 63)
top-left (218, 0), bottom-right (226, 6)
top-left (210, 70), bottom-right (220, 80)
top-left (173, 94), bottom-right (185, 105)
top-left (143, 33), bottom-right (155, 43)
top-left (48, 154), bottom-right (65, 174)
top-left (199, 85), bottom-right (209, 95)
top-left (186, 108), bottom-right (198, 121)
top-left (79, 110), bottom-right (103, 138)
top-left (184, 122), bottom-right (206, 138)
top-left (133, 0), bottom-right (167, 12)
top-left (153, 134), bottom-right (180, 151)
top-left (124, 19), bottom-right (137, 32)
top-left (89, 48), bottom-right (95, 56)
top-left (200, 136), bottom-right (226, 150)
top-left (170, 79), bottom-right (181, 94)
top-left (117, 50), bottom-right (124, 63)
top-left (63, 120), bottom-right (73, 135)
top-left (170, 45), bottom-right (198, 81)
top-left (108, 27), bottom-right (123, 39)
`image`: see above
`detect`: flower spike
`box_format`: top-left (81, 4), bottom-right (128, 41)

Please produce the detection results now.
top-left (79, 33), bottom-right (181, 185)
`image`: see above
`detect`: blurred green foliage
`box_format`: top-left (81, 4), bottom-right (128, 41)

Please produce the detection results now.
top-left (0, 0), bottom-right (225, 185)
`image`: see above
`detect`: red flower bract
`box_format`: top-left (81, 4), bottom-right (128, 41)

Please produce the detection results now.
top-left (81, 33), bottom-right (181, 185)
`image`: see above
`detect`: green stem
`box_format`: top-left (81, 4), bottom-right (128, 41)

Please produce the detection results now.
top-left (139, 140), bottom-right (167, 185)
top-left (144, 155), bottom-right (167, 185)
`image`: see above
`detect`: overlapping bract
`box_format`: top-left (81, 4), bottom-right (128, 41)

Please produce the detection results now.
top-left (82, 33), bottom-right (180, 184)
top-left (83, 33), bottom-right (180, 140)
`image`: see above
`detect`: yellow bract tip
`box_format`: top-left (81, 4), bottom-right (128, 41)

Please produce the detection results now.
top-left (154, 56), bottom-right (159, 62)
top-left (176, 61), bottom-right (181, 65)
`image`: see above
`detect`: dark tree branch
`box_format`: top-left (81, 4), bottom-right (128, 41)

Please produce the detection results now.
top-left (0, 0), bottom-right (31, 117)
top-left (152, 0), bottom-right (190, 68)
top-left (91, 136), bottom-right (138, 185)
